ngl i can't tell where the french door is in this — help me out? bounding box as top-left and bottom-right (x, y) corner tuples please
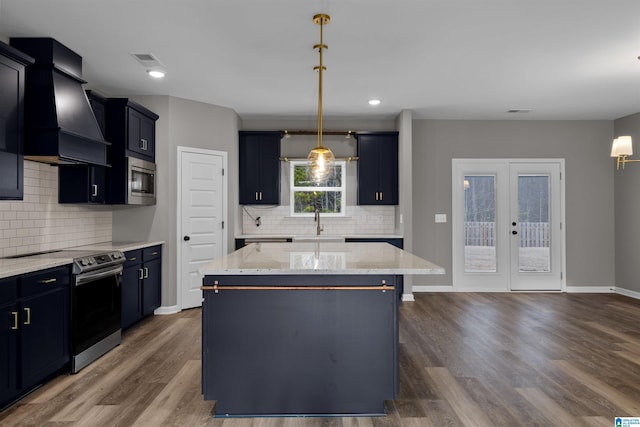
(452, 159), (564, 292)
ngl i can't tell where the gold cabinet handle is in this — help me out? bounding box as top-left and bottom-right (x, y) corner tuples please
(11, 311), (19, 330)
(39, 278), (57, 284)
(151, 251), (158, 256)
(128, 257), (137, 261)
(144, 267), (149, 279)
(23, 307), (31, 325)
(139, 268), (144, 280)
(380, 191), (383, 201)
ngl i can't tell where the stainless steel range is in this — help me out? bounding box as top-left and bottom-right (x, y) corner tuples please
(70, 250), (125, 373)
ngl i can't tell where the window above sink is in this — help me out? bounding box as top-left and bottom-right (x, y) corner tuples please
(289, 160), (346, 217)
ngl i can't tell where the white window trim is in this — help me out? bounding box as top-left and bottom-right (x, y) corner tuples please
(289, 160), (346, 217)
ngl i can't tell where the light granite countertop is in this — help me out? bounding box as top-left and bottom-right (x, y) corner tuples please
(199, 242), (445, 276)
(0, 241), (164, 279)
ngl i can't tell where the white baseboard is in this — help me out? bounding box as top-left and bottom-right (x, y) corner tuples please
(615, 287), (640, 300)
(412, 285), (627, 295)
(412, 285), (455, 293)
(153, 305), (181, 315)
(401, 293), (415, 302)
(565, 286), (615, 293)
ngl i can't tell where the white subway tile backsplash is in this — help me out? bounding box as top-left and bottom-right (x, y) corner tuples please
(241, 204), (396, 236)
(0, 161), (113, 257)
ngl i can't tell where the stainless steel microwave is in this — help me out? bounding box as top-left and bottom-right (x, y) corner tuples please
(127, 157), (156, 205)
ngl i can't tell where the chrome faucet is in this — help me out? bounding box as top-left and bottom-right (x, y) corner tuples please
(314, 209), (323, 236)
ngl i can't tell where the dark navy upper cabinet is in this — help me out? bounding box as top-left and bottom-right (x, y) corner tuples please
(239, 131), (282, 205)
(58, 165), (106, 204)
(0, 41), (33, 200)
(356, 132), (399, 205)
(106, 98), (159, 163)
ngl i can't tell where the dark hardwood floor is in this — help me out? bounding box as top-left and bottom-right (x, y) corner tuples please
(1, 293), (639, 426)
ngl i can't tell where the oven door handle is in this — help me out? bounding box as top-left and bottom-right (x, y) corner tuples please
(75, 265), (123, 287)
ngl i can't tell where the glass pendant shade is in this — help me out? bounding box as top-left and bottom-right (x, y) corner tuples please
(308, 146), (335, 182)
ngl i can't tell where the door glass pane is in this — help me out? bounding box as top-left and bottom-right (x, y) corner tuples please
(464, 175), (496, 272)
(518, 175), (550, 272)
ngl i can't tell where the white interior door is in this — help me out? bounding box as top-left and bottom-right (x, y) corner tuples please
(452, 159), (564, 292)
(178, 147), (227, 309)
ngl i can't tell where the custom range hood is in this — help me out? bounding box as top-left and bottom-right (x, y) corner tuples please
(10, 38), (109, 166)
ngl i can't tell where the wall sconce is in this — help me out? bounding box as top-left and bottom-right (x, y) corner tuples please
(611, 136), (639, 170)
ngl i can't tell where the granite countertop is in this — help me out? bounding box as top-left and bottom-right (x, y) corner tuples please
(199, 242), (445, 276)
(0, 241), (164, 279)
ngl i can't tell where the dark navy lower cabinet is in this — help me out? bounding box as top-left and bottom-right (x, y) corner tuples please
(202, 274), (398, 417)
(121, 246), (162, 330)
(0, 277), (18, 409)
(1, 266), (70, 410)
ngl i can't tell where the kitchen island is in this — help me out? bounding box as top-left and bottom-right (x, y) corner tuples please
(199, 242), (444, 417)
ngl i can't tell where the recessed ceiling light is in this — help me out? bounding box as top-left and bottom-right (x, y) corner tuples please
(147, 69), (166, 78)
(369, 99), (381, 106)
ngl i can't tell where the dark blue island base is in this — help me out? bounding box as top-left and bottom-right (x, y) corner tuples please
(201, 274), (399, 417)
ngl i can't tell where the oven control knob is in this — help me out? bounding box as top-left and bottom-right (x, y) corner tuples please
(88, 257), (95, 265)
(80, 258), (87, 266)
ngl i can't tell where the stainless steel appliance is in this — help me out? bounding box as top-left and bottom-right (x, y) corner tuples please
(71, 250), (125, 373)
(128, 157), (156, 205)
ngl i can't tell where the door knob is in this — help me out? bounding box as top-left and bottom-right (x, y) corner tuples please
(512, 222), (517, 226)
(512, 230), (518, 235)
(184, 236), (190, 241)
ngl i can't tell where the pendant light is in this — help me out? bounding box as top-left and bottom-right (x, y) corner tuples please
(308, 13), (335, 182)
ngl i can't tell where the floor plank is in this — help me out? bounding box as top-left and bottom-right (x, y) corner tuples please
(1, 293), (639, 426)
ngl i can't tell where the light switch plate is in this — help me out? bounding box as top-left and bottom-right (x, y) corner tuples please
(435, 214), (447, 223)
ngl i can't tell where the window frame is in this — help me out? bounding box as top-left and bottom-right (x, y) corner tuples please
(289, 160), (346, 217)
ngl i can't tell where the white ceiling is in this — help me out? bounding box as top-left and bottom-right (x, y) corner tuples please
(1, 0), (640, 121)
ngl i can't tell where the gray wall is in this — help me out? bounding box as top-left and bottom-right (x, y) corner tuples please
(613, 113), (640, 293)
(112, 95), (239, 308)
(412, 119), (615, 289)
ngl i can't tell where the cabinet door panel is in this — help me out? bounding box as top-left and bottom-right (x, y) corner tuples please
(121, 265), (141, 330)
(376, 134), (398, 205)
(257, 139), (281, 204)
(140, 116), (155, 159)
(0, 303), (18, 407)
(89, 166), (106, 203)
(142, 258), (161, 316)
(0, 54), (24, 200)
(127, 109), (143, 156)
(19, 288), (69, 390)
(357, 137), (381, 205)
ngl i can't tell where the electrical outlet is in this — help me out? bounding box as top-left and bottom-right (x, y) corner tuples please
(435, 214), (447, 223)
